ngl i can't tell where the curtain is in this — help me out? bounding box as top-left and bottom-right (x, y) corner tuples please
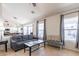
(43, 19), (47, 41)
(60, 15), (64, 45)
(76, 11), (79, 48)
(36, 21), (39, 38)
(36, 19), (47, 40)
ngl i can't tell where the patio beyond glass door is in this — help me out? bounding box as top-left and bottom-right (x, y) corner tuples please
(64, 13), (78, 50)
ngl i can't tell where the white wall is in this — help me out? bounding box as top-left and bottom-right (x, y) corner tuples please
(0, 4), (2, 18)
(33, 14), (60, 38)
(46, 14), (60, 36)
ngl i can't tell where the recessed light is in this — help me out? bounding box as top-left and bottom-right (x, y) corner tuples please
(31, 11), (35, 14)
(32, 3), (36, 7)
(13, 17), (17, 19)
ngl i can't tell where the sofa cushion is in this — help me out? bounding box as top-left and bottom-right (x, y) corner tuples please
(16, 40), (31, 45)
(16, 38), (22, 42)
(23, 35), (29, 41)
(12, 36), (22, 42)
(28, 35), (33, 40)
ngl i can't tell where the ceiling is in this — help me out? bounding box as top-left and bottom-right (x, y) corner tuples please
(0, 3), (79, 27)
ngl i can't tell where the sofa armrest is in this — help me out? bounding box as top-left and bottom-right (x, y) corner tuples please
(11, 40), (16, 43)
(33, 36), (39, 39)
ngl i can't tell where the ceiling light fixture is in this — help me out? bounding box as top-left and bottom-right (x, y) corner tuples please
(32, 3), (36, 7)
(31, 11), (35, 14)
(13, 17), (17, 19)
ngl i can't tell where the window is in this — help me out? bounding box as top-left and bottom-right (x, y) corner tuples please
(28, 26), (32, 35)
(38, 22), (44, 38)
(10, 27), (17, 33)
(0, 27), (4, 41)
(64, 13), (78, 41)
(63, 12), (78, 49)
(23, 26), (28, 35)
(18, 27), (23, 33)
(23, 24), (33, 35)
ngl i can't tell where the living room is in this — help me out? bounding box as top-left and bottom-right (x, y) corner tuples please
(0, 2), (79, 56)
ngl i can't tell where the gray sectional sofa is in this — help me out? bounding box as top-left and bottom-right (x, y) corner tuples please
(10, 35), (37, 52)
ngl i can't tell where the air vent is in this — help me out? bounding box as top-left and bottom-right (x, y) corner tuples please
(13, 17), (17, 19)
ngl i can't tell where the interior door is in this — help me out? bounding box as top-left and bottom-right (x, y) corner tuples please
(64, 12), (78, 50)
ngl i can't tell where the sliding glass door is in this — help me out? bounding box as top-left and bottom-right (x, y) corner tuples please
(64, 12), (78, 50)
